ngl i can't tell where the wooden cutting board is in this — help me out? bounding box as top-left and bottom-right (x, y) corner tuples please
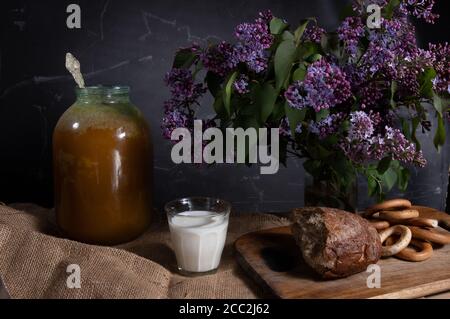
(235, 207), (450, 299)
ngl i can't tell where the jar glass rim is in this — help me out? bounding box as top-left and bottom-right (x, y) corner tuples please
(75, 86), (130, 96)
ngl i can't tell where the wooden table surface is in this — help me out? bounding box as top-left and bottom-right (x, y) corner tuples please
(1, 203), (448, 299)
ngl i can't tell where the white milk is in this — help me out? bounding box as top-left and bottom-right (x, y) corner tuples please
(168, 210), (229, 273)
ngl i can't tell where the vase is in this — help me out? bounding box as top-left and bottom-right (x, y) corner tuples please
(53, 86), (153, 245)
(304, 173), (358, 212)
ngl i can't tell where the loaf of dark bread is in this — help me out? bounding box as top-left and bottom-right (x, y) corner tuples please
(291, 207), (381, 279)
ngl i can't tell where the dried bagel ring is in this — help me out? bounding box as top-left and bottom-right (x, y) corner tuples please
(408, 226), (450, 245)
(415, 206), (450, 231)
(369, 219), (390, 231)
(382, 217), (438, 228)
(379, 225), (412, 257)
(386, 237), (433, 262)
(378, 209), (419, 221)
(365, 199), (412, 216)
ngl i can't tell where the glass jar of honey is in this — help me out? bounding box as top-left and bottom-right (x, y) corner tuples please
(53, 86), (152, 245)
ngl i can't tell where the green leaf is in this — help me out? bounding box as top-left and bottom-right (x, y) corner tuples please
(292, 64), (307, 81)
(213, 92), (227, 119)
(173, 49), (196, 69)
(411, 117), (421, 150)
(254, 83), (278, 123)
(307, 53), (322, 63)
(294, 19), (314, 44)
(298, 42), (322, 60)
(377, 157), (392, 175)
(432, 92), (450, 116)
(381, 167), (397, 192)
(331, 156), (354, 182)
(315, 145), (332, 159)
(303, 159), (322, 177)
(281, 31), (294, 41)
(419, 68), (437, 99)
(284, 102), (306, 136)
(192, 60), (204, 79)
(234, 116), (260, 130)
(272, 101), (286, 121)
(390, 81), (397, 108)
(397, 167), (410, 192)
(367, 175), (378, 198)
(270, 18), (289, 35)
(401, 119), (411, 139)
(275, 40), (297, 90)
(237, 98), (258, 117)
(365, 167), (383, 199)
(206, 71), (223, 97)
(383, 0), (401, 19)
(433, 113), (446, 150)
(223, 71), (238, 116)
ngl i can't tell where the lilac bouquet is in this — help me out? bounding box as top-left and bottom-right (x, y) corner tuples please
(163, 0), (449, 205)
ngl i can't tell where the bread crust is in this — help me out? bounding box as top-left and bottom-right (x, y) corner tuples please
(291, 207), (381, 279)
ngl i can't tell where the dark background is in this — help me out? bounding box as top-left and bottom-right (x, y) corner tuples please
(0, 0), (449, 212)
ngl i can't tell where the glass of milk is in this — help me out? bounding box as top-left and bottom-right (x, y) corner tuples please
(165, 197), (231, 276)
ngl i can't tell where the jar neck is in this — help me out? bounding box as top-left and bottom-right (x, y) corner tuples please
(75, 86), (130, 104)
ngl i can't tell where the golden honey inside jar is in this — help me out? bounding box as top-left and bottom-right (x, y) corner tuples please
(53, 86), (152, 245)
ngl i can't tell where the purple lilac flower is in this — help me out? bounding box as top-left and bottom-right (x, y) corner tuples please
(304, 60), (352, 111)
(340, 139), (372, 164)
(201, 42), (236, 76)
(309, 113), (343, 139)
(257, 10), (274, 24)
(232, 11), (274, 73)
(303, 25), (325, 44)
(337, 17), (365, 57)
(399, 0), (439, 23)
(164, 68), (206, 104)
(235, 23), (273, 50)
(163, 68), (207, 140)
(369, 111), (383, 127)
(343, 64), (365, 90)
(376, 126), (427, 167)
(396, 65), (422, 99)
(279, 117), (302, 137)
(279, 117), (291, 137)
(384, 18), (418, 59)
(348, 111), (374, 140)
(340, 125), (427, 167)
(429, 43), (450, 95)
(161, 108), (191, 140)
(232, 43), (269, 73)
(358, 83), (385, 108)
(356, 17), (433, 101)
(202, 11), (274, 75)
(362, 18), (417, 78)
(234, 75), (250, 94)
(363, 42), (397, 77)
(352, 0), (438, 23)
(285, 59), (352, 112)
(284, 81), (307, 109)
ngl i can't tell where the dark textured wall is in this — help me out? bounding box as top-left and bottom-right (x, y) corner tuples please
(0, 0), (449, 212)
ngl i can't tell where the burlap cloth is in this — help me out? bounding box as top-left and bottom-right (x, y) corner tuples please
(0, 204), (289, 299)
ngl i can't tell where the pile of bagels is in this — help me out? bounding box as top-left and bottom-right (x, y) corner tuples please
(364, 198), (450, 262)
